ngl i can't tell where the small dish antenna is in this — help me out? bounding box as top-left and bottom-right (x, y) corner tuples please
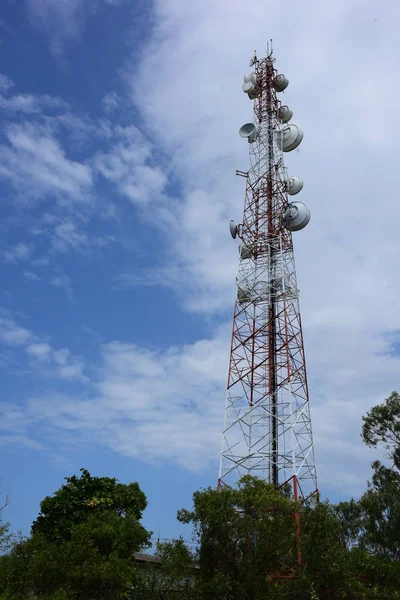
(278, 105), (293, 124)
(229, 220), (238, 239)
(287, 176), (304, 195)
(239, 123), (258, 143)
(282, 202), (310, 231)
(242, 72), (259, 99)
(273, 74), (289, 92)
(276, 124), (303, 152)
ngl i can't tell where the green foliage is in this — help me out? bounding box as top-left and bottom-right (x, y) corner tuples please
(362, 390), (400, 467)
(139, 538), (196, 599)
(359, 461), (400, 561)
(333, 498), (364, 549)
(2, 469), (151, 600)
(336, 392), (400, 563)
(32, 468), (147, 545)
(300, 501), (351, 596)
(177, 475), (353, 599)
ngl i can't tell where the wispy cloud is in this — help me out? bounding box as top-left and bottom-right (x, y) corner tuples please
(23, 271), (42, 282)
(26, 0), (85, 59)
(50, 272), (74, 302)
(0, 311), (32, 346)
(3, 242), (34, 263)
(0, 309), (85, 381)
(102, 92), (120, 114)
(93, 125), (168, 205)
(26, 0), (130, 59)
(7, 325), (230, 470)
(0, 72), (67, 114)
(0, 122), (93, 200)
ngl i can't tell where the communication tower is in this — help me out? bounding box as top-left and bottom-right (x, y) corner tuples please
(218, 44), (318, 501)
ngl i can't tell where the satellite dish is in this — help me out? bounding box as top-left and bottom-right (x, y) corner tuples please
(278, 105), (293, 124)
(239, 123), (258, 143)
(244, 72), (257, 85)
(276, 124), (303, 152)
(282, 202), (310, 232)
(242, 72), (259, 98)
(229, 220), (238, 239)
(287, 176), (304, 196)
(273, 74), (289, 92)
(242, 81), (255, 94)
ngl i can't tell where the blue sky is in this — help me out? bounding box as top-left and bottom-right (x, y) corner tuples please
(0, 0), (399, 542)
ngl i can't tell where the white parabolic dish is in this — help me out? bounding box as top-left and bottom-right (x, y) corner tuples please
(282, 202), (310, 232)
(287, 177), (304, 195)
(273, 74), (289, 92)
(278, 105), (293, 123)
(229, 220), (238, 239)
(276, 124), (303, 152)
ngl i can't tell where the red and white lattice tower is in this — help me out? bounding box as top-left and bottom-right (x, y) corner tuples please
(218, 45), (318, 499)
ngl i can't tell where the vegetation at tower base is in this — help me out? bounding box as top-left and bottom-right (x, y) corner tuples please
(176, 476), (355, 599)
(138, 538), (196, 599)
(0, 394), (400, 598)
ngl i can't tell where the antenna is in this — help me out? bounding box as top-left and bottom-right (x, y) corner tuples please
(238, 122), (258, 143)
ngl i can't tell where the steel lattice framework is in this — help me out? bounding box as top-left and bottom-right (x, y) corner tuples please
(218, 49), (318, 499)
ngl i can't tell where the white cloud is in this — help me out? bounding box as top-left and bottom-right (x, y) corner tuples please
(94, 125), (168, 205)
(51, 221), (89, 253)
(102, 92), (120, 114)
(0, 313), (32, 346)
(26, 0), (130, 58)
(50, 273), (74, 301)
(25, 342), (52, 359)
(26, 0), (84, 58)
(3, 242), (33, 263)
(0, 74), (13, 93)
(0, 72), (67, 114)
(49, 220), (112, 257)
(0, 122), (93, 200)
(23, 271), (42, 281)
(20, 326), (230, 470)
(0, 310), (85, 382)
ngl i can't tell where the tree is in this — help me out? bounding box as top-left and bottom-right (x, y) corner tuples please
(333, 498), (363, 550)
(330, 392), (400, 595)
(359, 461), (400, 561)
(138, 538), (197, 599)
(359, 392), (400, 560)
(177, 475), (350, 600)
(32, 468), (148, 544)
(362, 390), (400, 468)
(3, 469), (151, 599)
